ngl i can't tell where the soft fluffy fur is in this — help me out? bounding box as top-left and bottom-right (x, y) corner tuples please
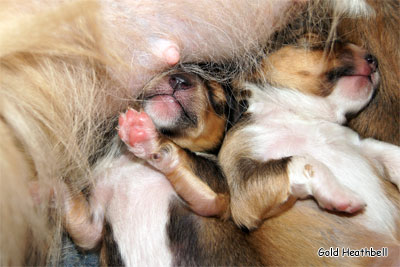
(0, 0), (398, 265)
(62, 41), (400, 266)
(0, 0), (298, 264)
(219, 40), (399, 231)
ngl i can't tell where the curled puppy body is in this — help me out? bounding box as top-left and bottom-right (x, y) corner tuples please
(219, 38), (400, 242)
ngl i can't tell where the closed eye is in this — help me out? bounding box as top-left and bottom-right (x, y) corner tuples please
(326, 66), (354, 83)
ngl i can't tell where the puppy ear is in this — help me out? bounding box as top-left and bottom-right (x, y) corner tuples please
(297, 33), (324, 49)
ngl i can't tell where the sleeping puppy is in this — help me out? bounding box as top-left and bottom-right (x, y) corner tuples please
(218, 36), (400, 234)
(63, 69), (265, 266)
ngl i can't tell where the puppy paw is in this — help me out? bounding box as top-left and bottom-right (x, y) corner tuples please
(289, 156), (366, 214)
(312, 179), (366, 213)
(118, 109), (159, 159)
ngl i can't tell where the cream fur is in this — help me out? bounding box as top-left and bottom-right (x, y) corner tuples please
(0, 0), (394, 265)
(0, 0), (297, 264)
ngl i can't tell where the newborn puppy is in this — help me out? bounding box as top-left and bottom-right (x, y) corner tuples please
(63, 69), (262, 266)
(219, 36), (400, 234)
(117, 71), (241, 217)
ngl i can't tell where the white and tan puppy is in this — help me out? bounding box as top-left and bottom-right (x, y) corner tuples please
(219, 38), (400, 236)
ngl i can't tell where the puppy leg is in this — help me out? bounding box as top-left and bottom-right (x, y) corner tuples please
(62, 183), (111, 250)
(361, 138), (400, 190)
(289, 155), (366, 213)
(221, 154), (365, 229)
(118, 109), (228, 217)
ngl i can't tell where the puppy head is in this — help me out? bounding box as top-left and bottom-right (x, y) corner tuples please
(141, 70), (240, 152)
(259, 36), (380, 116)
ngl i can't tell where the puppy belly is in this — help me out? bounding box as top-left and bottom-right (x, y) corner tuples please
(247, 120), (398, 238)
(100, 155), (175, 266)
(315, 149), (398, 237)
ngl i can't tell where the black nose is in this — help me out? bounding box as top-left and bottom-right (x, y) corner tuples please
(169, 74), (192, 91)
(365, 54), (378, 72)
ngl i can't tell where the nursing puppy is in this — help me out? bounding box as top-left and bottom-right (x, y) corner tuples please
(0, 0), (389, 265)
(63, 69), (261, 266)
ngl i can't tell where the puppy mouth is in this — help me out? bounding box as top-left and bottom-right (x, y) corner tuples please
(143, 93), (196, 125)
(329, 67), (379, 90)
(345, 54), (379, 86)
(345, 70), (379, 89)
(142, 74), (198, 130)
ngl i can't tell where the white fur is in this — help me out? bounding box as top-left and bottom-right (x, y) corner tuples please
(94, 155), (175, 266)
(288, 155), (366, 213)
(330, 0), (373, 16)
(243, 83), (399, 237)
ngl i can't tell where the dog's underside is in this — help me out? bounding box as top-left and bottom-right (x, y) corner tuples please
(1, 0), (399, 265)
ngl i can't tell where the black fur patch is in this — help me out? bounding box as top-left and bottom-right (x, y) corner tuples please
(237, 157), (291, 183)
(167, 199), (263, 266)
(326, 65), (354, 83)
(100, 222), (124, 267)
(166, 152), (263, 266)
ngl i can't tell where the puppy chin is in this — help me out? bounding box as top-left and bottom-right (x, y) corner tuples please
(329, 73), (378, 119)
(143, 97), (182, 129)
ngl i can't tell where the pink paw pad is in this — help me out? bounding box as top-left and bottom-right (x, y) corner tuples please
(333, 199), (366, 213)
(317, 192), (366, 214)
(118, 109), (157, 151)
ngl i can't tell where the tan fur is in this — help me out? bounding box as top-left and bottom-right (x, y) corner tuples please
(171, 103), (227, 152)
(261, 48), (333, 96)
(1, 0), (398, 265)
(258, 42), (369, 97)
(160, 142), (229, 217)
(0, 0), (296, 263)
(141, 71), (229, 152)
(0, 1), (125, 264)
(219, 32), (400, 265)
(64, 190), (103, 250)
(219, 125), (292, 228)
(250, 200), (400, 266)
(339, 0), (400, 145)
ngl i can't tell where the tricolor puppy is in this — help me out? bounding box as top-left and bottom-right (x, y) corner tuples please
(63, 69), (264, 266)
(218, 36), (400, 233)
(117, 70), (241, 217)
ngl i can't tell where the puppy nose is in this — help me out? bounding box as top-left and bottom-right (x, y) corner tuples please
(365, 54), (378, 72)
(169, 74), (192, 91)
